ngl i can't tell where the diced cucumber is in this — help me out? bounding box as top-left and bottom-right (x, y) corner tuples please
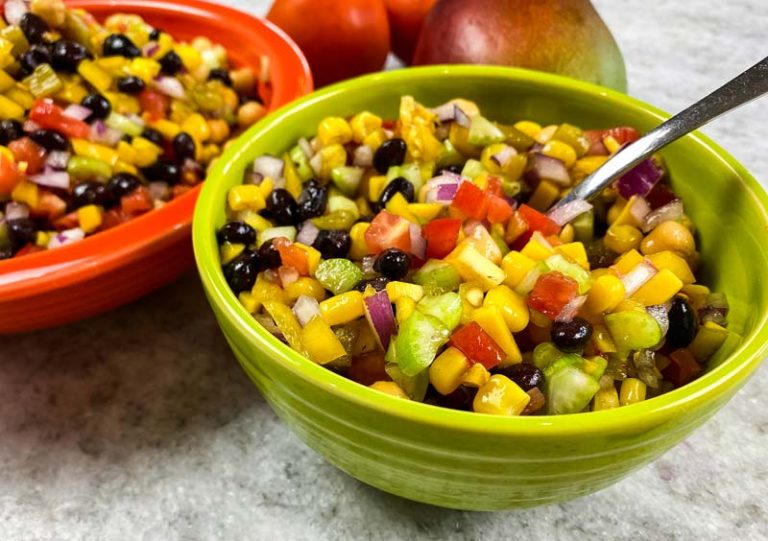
(326, 192), (360, 221)
(390, 311), (449, 376)
(460, 159), (485, 179)
(384, 360), (429, 402)
(412, 259), (462, 294)
(546, 365), (601, 415)
(289, 145), (313, 181)
(581, 356), (608, 380)
(604, 310), (663, 353)
(533, 342), (564, 370)
(468, 115), (505, 146)
(543, 354), (584, 380)
(387, 163), (423, 192)
(257, 225), (297, 247)
(315, 258), (363, 295)
(416, 292), (462, 331)
(545, 254), (591, 294)
(331, 166), (364, 197)
(571, 209), (595, 243)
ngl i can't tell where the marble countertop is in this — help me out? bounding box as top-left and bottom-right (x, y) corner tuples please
(2, 1), (767, 539)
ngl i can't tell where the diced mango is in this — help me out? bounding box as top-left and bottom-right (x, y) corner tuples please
(471, 305), (522, 366)
(301, 316), (348, 364)
(501, 251), (536, 289)
(646, 251), (695, 285)
(631, 268), (683, 306)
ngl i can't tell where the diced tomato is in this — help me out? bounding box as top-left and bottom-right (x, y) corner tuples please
(8, 137), (46, 175)
(662, 349), (701, 387)
(138, 89), (170, 120)
(274, 237), (309, 275)
(171, 184), (192, 199)
(583, 130), (608, 156)
(451, 181), (488, 220)
(381, 119), (397, 130)
(504, 210), (529, 245)
(101, 208), (131, 230)
(527, 271), (579, 319)
(0, 151), (23, 195)
(14, 244), (44, 257)
(32, 191), (67, 220)
(517, 204), (560, 236)
(645, 183), (678, 210)
(53, 211), (79, 231)
(603, 126), (640, 145)
(121, 186), (153, 215)
(348, 352), (389, 386)
(485, 175), (503, 197)
(422, 217), (461, 259)
(449, 321), (505, 370)
(486, 194), (514, 224)
(28, 99), (90, 139)
(365, 210), (411, 254)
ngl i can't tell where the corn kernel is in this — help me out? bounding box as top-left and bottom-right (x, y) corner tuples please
(369, 381), (409, 399)
(148, 118), (181, 140)
(318, 116), (353, 146)
(631, 268), (683, 306)
(11, 180), (38, 207)
(319, 291), (365, 326)
(593, 386), (620, 410)
(77, 59), (112, 92)
(501, 251), (536, 289)
(386, 281), (424, 302)
(462, 363), (491, 388)
(604, 224), (643, 254)
(76, 204), (102, 233)
(471, 305), (522, 366)
(619, 378), (646, 406)
(483, 285), (529, 332)
(591, 325), (617, 353)
(527, 179), (560, 211)
(252, 276), (286, 305)
(394, 296), (416, 326)
(316, 143), (347, 179)
(513, 120), (541, 139)
(131, 136), (162, 167)
(181, 113), (210, 143)
(429, 347), (471, 395)
(541, 140), (577, 168)
(227, 185), (265, 212)
(301, 316), (348, 364)
(220, 242), (245, 265)
(362, 129), (386, 150)
(284, 277), (326, 303)
(584, 274), (625, 314)
(72, 138), (119, 166)
(349, 222), (371, 260)
(349, 111), (382, 144)
(174, 44), (202, 70)
(473, 374), (530, 415)
(604, 135), (621, 154)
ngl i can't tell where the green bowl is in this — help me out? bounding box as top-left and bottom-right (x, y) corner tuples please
(193, 66), (768, 510)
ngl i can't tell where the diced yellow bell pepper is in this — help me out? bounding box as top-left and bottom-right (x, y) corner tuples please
(319, 291), (365, 326)
(604, 135), (621, 154)
(448, 244), (505, 291)
(77, 59), (112, 92)
(238, 291), (259, 313)
(301, 316), (348, 364)
(11, 181), (38, 207)
(461, 363), (491, 388)
(236, 209), (273, 232)
(646, 251), (695, 285)
(227, 185), (265, 212)
(349, 222), (371, 260)
(258, 177), (274, 199)
(631, 268), (683, 306)
(349, 111), (382, 144)
(584, 274), (625, 314)
(386, 281), (424, 302)
(316, 143), (346, 179)
(554, 242), (589, 269)
(72, 139), (119, 166)
(282, 153), (303, 199)
(124, 57), (162, 82)
(483, 285), (529, 332)
(394, 296), (416, 326)
(95, 56), (129, 74)
(35, 231), (49, 248)
(0, 94), (24, 120)
(501, 251), (536, 289)
(220, 242), (245, 265)
(284, 277), (326, 303)
(429, 347), (471, 395)
(408, 202), (443, 224)
(77, 204), (102, 233)
(385, 191), (419, 223)
(368, 175), (387, 202)
(5, 85), (35, 111)
(252, 275), (286, 306)
(471, 305), (522, 366)
(611, 195), (647, 228)
(174, 44), (202, 71)
(472, 374), (530, 415)
(131, 136), (163, 167)
(688, 321), (729, 361)
(262, 301), (307, 356)
(112, 160), (138, 175)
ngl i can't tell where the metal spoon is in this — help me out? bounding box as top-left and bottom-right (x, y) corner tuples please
(554, 55), (768, 209)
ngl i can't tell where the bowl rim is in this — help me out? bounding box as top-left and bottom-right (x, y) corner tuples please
(0, 0), (313, 299)
(194, 65), (768, 436)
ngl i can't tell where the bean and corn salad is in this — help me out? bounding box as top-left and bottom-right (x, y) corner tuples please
(217, 95), (731, 416)
(0, 0), (268, 259)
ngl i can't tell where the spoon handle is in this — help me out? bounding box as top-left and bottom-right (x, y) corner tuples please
(556, 55), (768, 208)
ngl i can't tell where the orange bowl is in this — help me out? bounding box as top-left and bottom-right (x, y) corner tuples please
(0, 0), (312, 334)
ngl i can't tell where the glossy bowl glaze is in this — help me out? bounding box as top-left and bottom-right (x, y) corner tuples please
(193, 66), (768, 510)
(0, 0), (312, 334)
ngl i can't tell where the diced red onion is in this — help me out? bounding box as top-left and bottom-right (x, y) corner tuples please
(547, 199), (593, 226)
(293, 295), (321, 327)
(244, 171), (264, 185)
(526, 154), (571, 186)
(641, 199), (684, 233)
(409, 223), (426, 259)
(296, 221), (319, 246)
(646, 303), (670, 337)
(5, 202), (29, 221)
(555, 295), (587, 323)
(425, 173), (461, 204)
(298, 137), (314, 159)
(45, 150), (70, 170)
(627, 196), (651, 225)
(620, 260), (658, 297)
(153, 76), (185, 98)
(89, 121), (123, 147)
(4, 0), (28, 26)
(363, 290), (396, 350)
(142, 42), (160, 57)
(278, 265), (300, 287)
(29, 168), (70, 190)
(361, 255), (377, 277)
(252, 155), (285, 180)
(616, 158), (664, 199)
(63, 104), (93, 121)
(23, 119), (41, 133)
(432, 102), (457, 122)
(454, 105), (471, 128)
(148, 181), (169, 201)
(463, 220), (483, 235)
(353, 145), (373, 167)
(491, 145), (517, 168)
(48, 228), (85, 249)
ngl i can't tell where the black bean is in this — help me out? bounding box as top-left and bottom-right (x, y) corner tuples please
(158, 50), (183, 75)
(352, 276), (389, 293)
(50, 40), (89, 73)
(261, 188), (300, 226)
(667, 296), (697, 348)
(435, 164), (463, 176)
(208, 68), (232, 86)
(494, 364), (545, 392)
(297, 179), (328, 221)
(20, 13), (49, 44)
(30, 129), (68, 151)
(0, 247), (13, 260)
(372, 138), (406, 173)
(70, 181), (116, 209)
(0, 120), (24, 146)
(217, 221), (256, 245)
(102, 33), (141, 58)
(81, 93), (111, 121)
(551, 317), (593, 353)
(172, 132), (196, 162)
(312, 229), (351, 259)
(142, 159), (180, 184)
(7, 218), (37, 249)
(148, 28), (162, 41)
(141, 127), (165, 147)
(378, 176), (415, 207)
(223, 250), (260, 293)
(434, 385), (477, 411)
(116, 75), (145, 94)
(107, 172), (141, 198)
(19, 44), (51, 74)
(374, 248), (411, 280)
(257, 240), (282, 269)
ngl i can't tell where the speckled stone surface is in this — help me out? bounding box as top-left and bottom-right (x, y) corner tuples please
(2, 1), (767, 539)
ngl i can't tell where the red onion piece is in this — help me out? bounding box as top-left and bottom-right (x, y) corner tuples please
(29, 168), (70, 190)
(63, 104), (93, 121)
(454, 105), (471, 128)
(142, 42), (160, 57)
(646, 303), (671, 337)
(89, 121), (123, 147)
(278, 265), (300, 287)
(148, 181), (169, 201)
(490, 145), (517, 168)
(4, 0), (28, 26)
(616, 158), (663, 199)
(23, 119), (41, 133)
(5, 202), (30, 221)
(555, 295), (587, 323)
(293, 295), (321, 327)
(296, 221), (319, 246)
(361, 255), (377, 277)
(244, 171), (264, 185)
(409, 223), (426, 259)
(252, 155), (285, 180)
(641, 199), (684, 233)
(363, 290), (396, 350)
(45, 150), (70, 170)
(153, 77), (185, 98)
(425, 172), (462, 204)
(547, 200), (593, 227)
(432, 102), (457, 122)
(353, 145), (373, 167)
(620, 260), (657, 297)
(298, 137), (314, 159)
(526, 154), (571, 186)
(48, 228), (85, 249)
(627, 196), (651, 225)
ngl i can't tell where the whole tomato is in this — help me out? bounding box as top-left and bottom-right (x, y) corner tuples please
(268, 0), (390, 88)
(384, 0), (437, 64)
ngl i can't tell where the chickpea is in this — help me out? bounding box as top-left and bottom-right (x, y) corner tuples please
(640, 220), (695, 256)
(237, 101), (265, 129)
(230, 67), (256, 95)
(207, 118), (230, 144)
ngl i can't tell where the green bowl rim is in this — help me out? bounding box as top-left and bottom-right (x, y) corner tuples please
(194, 65), (768, 436)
